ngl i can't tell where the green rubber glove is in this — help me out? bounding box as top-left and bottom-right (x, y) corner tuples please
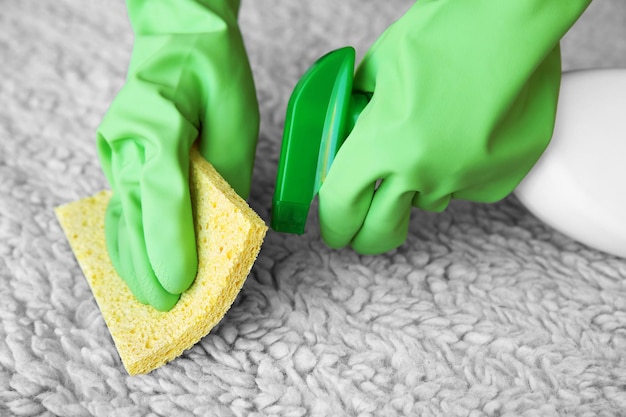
(318, 0), (591, 255)
(96, 0), (259, 311)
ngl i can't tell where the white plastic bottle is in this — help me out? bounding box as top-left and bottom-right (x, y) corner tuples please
(515, 69), (626, 258)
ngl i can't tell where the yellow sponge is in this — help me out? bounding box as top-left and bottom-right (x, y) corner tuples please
(55, 148), (267, 375)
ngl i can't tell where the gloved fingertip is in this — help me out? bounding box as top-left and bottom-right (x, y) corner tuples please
(320, 226), (352, 250)
(349, 196), (411, 256)
(318, 181), (374, 252)
(131, 267), (181, 312)
(117, 261), (150, 306)
(144, 286), (180, 312)
(351, 230), (406, 256)
(125, 286), (149, 306)
(152, 250), (198, 295)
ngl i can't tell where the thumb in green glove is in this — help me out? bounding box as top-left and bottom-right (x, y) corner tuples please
(318, 0), (591, 255)
(96, 0), (259, 311)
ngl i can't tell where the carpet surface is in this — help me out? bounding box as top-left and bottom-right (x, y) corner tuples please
(2, 1), (626, 416)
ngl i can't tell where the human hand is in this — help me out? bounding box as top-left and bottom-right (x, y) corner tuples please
(318, 0), (591, 254)
(96, 0), (259, 311)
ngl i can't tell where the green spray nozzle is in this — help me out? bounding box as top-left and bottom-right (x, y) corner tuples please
(271, 47), (370, 234)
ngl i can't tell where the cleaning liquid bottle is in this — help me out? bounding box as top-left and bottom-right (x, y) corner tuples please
(272, 47), (626, 258)
(515, 69), (626, 258)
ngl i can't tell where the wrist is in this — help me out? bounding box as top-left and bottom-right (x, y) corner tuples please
(126, 0), (241, 35)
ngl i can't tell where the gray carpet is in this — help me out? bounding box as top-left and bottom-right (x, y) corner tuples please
(2, 0), (626, 416)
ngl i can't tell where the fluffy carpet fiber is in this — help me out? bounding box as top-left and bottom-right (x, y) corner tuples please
(2, 1), (626, 416)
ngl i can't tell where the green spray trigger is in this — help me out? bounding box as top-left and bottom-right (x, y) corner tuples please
(271, 47), (370, 234)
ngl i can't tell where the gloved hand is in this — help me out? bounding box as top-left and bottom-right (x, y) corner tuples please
(319, 0), (591, 255)
(96, 0), (259, 311)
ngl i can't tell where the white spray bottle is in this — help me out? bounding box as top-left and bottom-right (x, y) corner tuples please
(515, 69), (626, 258)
